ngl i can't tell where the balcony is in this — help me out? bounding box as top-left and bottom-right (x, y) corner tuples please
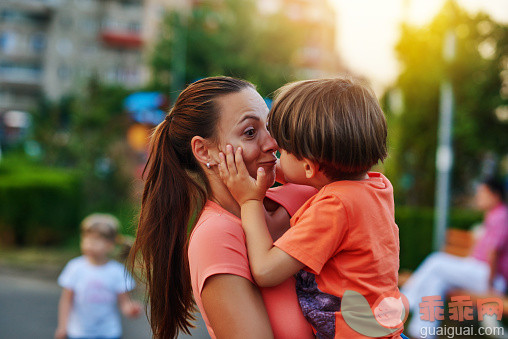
(0, 67), (42, 89)
(100, 30), (143, 49)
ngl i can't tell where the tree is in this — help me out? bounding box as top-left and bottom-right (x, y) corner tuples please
(31, 79), (135, 214)
(384, 0), (508, 206)
(150, 0), (306, 97)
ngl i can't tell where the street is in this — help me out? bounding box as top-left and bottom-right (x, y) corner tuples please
(0, 269), (209, 339)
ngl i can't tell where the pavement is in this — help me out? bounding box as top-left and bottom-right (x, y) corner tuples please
(0, 267), (209, 339)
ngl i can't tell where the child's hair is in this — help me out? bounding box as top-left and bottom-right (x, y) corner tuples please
(268, 76), (388, 180)
(81, 213), (120, 242)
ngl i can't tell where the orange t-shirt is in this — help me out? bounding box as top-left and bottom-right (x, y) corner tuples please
(274, 173), (403, 339)
(188, 183), (317, 339)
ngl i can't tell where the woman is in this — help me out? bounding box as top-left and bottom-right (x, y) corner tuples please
(129, 76), (316, 338)
(401, 177), (508, 338)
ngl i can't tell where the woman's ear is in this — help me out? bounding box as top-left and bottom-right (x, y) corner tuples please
(303, 159), (319, 179)
(191, 136), (215, 168)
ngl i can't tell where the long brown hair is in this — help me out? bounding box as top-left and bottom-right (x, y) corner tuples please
(128, 77), (254, 338)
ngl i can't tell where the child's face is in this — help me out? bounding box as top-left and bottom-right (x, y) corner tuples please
(279, 149), (309, 185)
(80, 232), (114, 260)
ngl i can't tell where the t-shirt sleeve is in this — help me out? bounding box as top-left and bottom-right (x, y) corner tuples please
(57, 259), (79, 290)
(274, 194), (348, 275)
(266, 183), (318, 216)
(114, 264), (136, 293)
(188, 215), (253, 295)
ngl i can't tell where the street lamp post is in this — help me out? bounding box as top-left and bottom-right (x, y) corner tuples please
(170, 12), (187, 104)
(433, 30), (456, 251)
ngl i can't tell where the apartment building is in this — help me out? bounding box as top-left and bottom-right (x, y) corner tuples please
(0, 0), (147, 114)
(0, 0), (342, 114)
(258, 0), (343, 78)
(0, 0), (54, 112)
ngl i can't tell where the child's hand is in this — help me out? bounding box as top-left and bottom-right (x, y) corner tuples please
(218, 145), (269, 206)
(54, 327), (66, 339)
(121, 300), (142, 318)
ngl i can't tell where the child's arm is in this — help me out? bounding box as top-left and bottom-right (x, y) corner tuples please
(118, 292), (142, 318)
(219, 146), (305, 287)
(54, 288), (73, 339)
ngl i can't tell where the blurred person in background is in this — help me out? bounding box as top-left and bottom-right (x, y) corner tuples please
(129, 76), (317, 339)
(55, 213), (142, 339)
(401, 178), (508, 338)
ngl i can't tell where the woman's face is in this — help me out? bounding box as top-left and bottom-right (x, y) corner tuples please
(475, 184), (500, 211)
(213, 87), (278, 186)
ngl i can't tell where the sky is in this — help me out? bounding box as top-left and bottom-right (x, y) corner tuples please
(330, 0), (508, 93)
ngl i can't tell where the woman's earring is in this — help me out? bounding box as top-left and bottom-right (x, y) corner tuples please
(206, 162), (211, 169)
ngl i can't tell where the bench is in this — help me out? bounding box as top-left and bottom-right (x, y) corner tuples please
(398, 229), (474, 286)
(399, 228), (508, 317)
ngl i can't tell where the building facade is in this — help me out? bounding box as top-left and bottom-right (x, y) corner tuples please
(258, 0), (343, 78)
(0, 0), (148, 114)
(0, 0), (342, 114)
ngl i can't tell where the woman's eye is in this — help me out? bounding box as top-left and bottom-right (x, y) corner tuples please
(244, 128), (256, 138)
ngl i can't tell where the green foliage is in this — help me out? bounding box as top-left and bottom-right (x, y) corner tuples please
(384, 1), (508, 206)
(397, 206), (482, 270)
(0, 157), (82, 246)
(150, 0), (305, 97)
(18, 80), (141, 246)
(31, 80), (134, 215)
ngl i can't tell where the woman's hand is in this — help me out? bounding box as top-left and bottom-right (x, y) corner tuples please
(218, 145), (269, 206)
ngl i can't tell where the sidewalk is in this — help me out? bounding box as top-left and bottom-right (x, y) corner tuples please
(0, 247), (209, 339)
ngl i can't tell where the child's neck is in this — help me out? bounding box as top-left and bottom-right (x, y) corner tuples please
(311, 172), (369, 190)
(85, 254), (109, 266)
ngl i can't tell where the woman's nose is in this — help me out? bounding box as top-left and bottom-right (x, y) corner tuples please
(261, 131), (278, 153)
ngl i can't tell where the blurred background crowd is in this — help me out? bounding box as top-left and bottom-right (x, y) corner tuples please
(0, 0), (507, 337)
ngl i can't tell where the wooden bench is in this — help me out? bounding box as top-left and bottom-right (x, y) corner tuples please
(399, 228), (508, 317)
(398, 229), (474, 286)
(441, 228), (475, 258)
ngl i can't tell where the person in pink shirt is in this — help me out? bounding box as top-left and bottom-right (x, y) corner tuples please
(128, 76), (316, 338)
(401, 177), (508, 338)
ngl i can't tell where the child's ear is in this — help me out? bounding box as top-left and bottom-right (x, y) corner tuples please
(303, 159), (319, 179)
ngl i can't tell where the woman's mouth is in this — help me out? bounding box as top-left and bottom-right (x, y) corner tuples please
(258, 160), (277, 167)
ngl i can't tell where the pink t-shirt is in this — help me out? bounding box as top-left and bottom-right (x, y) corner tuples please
(188, 183), (317, 338)
(472, 203), (508, 280)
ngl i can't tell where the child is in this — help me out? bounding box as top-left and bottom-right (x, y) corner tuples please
(218, 77), (405, 338)
(55, 213), (142, 339)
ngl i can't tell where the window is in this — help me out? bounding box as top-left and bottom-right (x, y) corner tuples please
(57, 64), (72, 80)
(128, 21), (141, 32)
(0, 32), (17, 54)
(59, 16), (73, 29)
(30, 33), (46, 52)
